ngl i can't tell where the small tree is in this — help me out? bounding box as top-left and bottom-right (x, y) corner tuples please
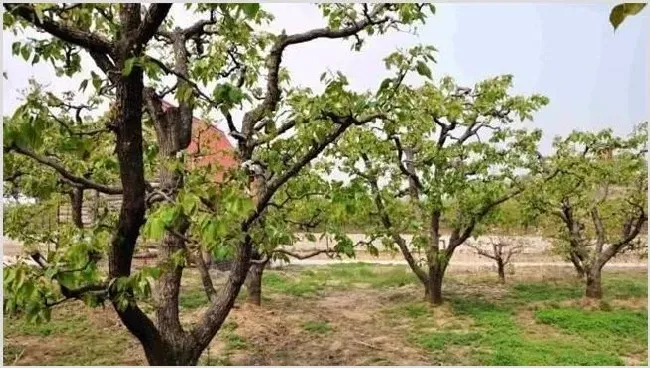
(524, 124), (647, 299)
(468, 237), (522, 283)
(331, 64), (549, 305)
(242, 175), (371, 306)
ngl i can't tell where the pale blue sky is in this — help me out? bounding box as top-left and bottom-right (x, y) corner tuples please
(2, 3), (648, 153)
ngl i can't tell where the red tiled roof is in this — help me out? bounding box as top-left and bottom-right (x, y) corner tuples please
(161, 101), (238, 181)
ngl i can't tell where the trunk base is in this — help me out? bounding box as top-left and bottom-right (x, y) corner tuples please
(144, 343), (202, 366)
(425, 278), (443, 306)
(585, 268), (603, 299)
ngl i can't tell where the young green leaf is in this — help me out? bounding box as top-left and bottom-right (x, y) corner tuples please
(415, 61), (432, 79)
(122, 57), (137, 76)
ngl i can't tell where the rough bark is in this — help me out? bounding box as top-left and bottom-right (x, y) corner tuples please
(426, 268), (444, 305)
(425, 253), (449, 306)
(69, 187), (84, 228)
(497, 259), (506, 284)
(108, 20), (162, 359)
(585, 267), (603, 299)
(245, 261), (265, 306)
(568, 250), (586, 279)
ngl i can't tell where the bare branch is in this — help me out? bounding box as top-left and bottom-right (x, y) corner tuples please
(274, 248), (335, 260)
(182, 10), (217, 39)
(504, 244), (523, 264)
(390, 135), (424, 194)
(134, 4), (172, 47)
(467, 243), (499, 261)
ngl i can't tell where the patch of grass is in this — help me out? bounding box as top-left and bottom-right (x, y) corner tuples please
(224, 333), (248, 350)
(604, 276), (648, 299)
(535, 307), (647, 340)
(179, 288), (209, 309)
(403, 303), (430, 319)
(509, 274), (647, 305)
(4, 311), (96, 337)
(263, 263), (418, 297)
(302, 320), (332, 334)
(263, 272), (324, 296)
(477, 338), (624, 366)
(322, 263), (417, 288)
(415, 331), (482, 350)
(218, 320), (248, 351)
(535, 307), (648, 355)
(4, 307), (138, 365)
(441, 295), (626, 365)
(510, 282), (582, 303)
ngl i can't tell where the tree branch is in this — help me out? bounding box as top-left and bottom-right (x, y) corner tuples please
(366, 173), (428, 284)
(390, 135), (424, 194)
(246, 114), (381, 229)
(599, 208), (647, 265)
(467, 243), (499, 261)
(240, 3), (391, 137)
(274, 248), (335, 260)
(134, 4), (172, 47)
(5, 3), (114, 55)
(590, 207), (606, 254)
(8, 144), (122, 194)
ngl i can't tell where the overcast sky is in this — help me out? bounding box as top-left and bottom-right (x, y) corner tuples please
(2, 3), (648, 153)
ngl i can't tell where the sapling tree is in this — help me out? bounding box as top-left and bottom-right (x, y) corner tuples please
(3, 3), (435, 365)
(524, 124), (648, 299)
(330, 63), (549, 305)
(468, 237), (523, 284)
(466, 198), (536, 283)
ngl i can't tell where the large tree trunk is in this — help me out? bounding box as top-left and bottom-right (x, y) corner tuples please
(107, 11), (162, 356)
(425, 263), (446, 306)
(585, 267), (603, 299)
(426, 273), (443, 305)
(143, 338), (202, 366)
(497, 259), (506, 284)
(245, 261), (265, 306)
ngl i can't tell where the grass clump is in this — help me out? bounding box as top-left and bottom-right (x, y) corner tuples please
(415, 331), (482, 350)
(302, 320), (332, 334)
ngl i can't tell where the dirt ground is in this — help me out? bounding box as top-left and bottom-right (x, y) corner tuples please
(3, 264), (647, 366)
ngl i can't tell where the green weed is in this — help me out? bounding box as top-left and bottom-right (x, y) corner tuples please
(302, 320), (332, 334)
(415, 331), (482, 350)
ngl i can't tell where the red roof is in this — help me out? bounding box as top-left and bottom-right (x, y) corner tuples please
(161, 101), (238, 181)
